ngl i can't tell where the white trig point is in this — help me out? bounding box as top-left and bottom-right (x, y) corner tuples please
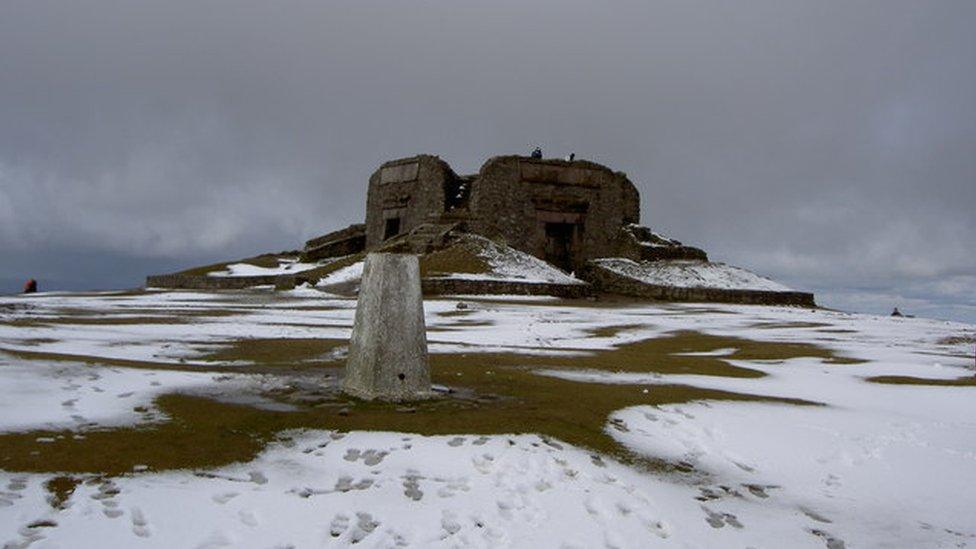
(342, 253), (432, 401)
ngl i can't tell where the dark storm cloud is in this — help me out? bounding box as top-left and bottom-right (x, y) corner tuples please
(1, 1), (974, 320)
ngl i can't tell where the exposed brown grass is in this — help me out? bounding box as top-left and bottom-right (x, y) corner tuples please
(198, 337), (348, 368)
(0, 331), (842, 475)
(420, 244), (490, 276)
(866, 374), (976, 387)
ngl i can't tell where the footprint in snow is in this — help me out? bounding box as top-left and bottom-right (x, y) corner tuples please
(344, 448), (388, 466)
(447, 437), (465, 447)
(130, 507), (150, 538)
(103, 507), (124, 518)
(801, 507), (833, 524)
(496, 499), (516, 520)
(642, 517), (671, 538)
(334, 476), (374, 493)
(402, 473), (424, 501)
(701, 505), (742, 529)
(329, 513), (350, 537)
(361, 450), (387, 466)
(472, 436), (490, 446)
(436, 477), (471, 498)
(614, 501), (633, 517)
(350, 512), (379, 544)
(584, 496), (606, 518)
(822, 473), (841, 488)
(809, 528), (847, 549)
(248, 471), (268, 485)
(238, 509), (259, 527)
(472, 454), (495, 474)
(742, 483), (778, 499)
(301, 440), (330, 454)
(211, 492), (239, 504)
(441, 510), (461, 537)
(384, 530), (410, 547)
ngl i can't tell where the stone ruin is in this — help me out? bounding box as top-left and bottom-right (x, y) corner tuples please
(148, 153), (815, 307)
(305, 154), (706, 272)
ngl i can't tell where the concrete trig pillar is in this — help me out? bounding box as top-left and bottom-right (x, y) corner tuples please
(342, 253), (431, 401)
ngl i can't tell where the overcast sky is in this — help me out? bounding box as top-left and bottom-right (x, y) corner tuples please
(1, 1), (973, 322)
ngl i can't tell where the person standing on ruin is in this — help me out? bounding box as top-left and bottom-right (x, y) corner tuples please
(23, 278), (37, 293)
(531, 147), (542, 159)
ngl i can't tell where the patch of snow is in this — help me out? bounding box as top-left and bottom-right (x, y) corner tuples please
(211, 258), (321, 277)
(315, 261), (365, 287)
(609, 399), (976, 548)
(0, 359), (236, 432)
(594, 258), (792, 292)
(435, 235), (585, 285)
(0, 432), (684, 548)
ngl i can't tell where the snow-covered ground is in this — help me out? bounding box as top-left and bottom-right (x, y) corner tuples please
(211, 258), (324, 277)
(1, 289), (974, 547)
(313, 238), (585, 289)
(593, 258), (792, 292)
(438, 236), (585, 285)
(316, 261), (366, 288)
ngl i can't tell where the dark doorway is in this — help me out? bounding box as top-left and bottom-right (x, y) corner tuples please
(383, 217), (401, 240)
(544, 222), (577, 272)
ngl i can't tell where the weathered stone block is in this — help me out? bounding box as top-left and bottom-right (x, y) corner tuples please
(342, 253), (431, 401)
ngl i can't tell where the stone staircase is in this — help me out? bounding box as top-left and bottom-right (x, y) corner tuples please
(392, 222), (462, 254)
(616, 225), (708, 262)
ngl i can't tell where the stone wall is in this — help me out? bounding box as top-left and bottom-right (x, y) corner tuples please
(465, 156), (640, 270)
(147, 272), (594, 299)
(305, 223), (366, 250)
(364, 155), (459, 249)
(421, 278), (593, 299)
(611, 225), (708, 262)
(145, 274), (294, 290)
(579, 262), (816, 307)
(302, 224), (366, 261)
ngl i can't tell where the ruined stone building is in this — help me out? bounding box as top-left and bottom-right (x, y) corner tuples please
(363, 155), (645, 272)
(149, 153), (813, 307)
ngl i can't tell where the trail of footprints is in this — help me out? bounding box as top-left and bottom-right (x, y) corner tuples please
(4, 434), (698, 548)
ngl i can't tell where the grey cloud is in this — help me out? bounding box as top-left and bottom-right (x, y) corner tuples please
(0, 1), (973, 321)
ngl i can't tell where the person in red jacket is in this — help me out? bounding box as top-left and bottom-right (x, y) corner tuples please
(23, 279), (37, 293)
